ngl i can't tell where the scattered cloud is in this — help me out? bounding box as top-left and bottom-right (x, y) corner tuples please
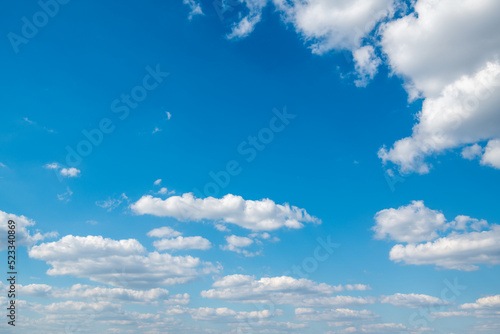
(0, 210), (57, 250)
(295, 307), (377, 322)
(380, 293), (450, 308)
(57, 187), (73, 202)
(96, 193), (128, 211)
(353, 45), (381, 87)
(29, 235), (219, 288)
(183, 0), (203, 20)
(201, 275), (370, 306)
(147, 226), (182, 238)
(130, 193), (321, 231)
(374, 201), (500, 270)
(221, 235), (258, 257)
(44, 163), (81, 178)
(154, 178), (162, 185)
(379, 0), (500, 173)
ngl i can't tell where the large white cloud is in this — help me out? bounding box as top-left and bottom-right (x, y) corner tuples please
(274, 0), (395, 54)
(201, 274), (370, 306)
(0, 210), (57, 250)
(131, 193), (320, 231)
(379, 0), (500, 173)
(373, 200), (446, 243)
(389, 225), (500, 271)
(374, 201), (500, 270)
(28, 235), (219, 288)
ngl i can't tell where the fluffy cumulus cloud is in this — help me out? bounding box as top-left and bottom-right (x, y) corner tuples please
(353, 45), (381, 87)
(379, 0), (500, 173)
(164, 305), (279, 322)
(273, 0), (395, 54)
(28, 235), (219, 288)
(374, 201), (500, 271)
(131, 193), (320, 231)
(0, 210), (57, 250)
(201, 274), (370, 307)
(373, 200), (446, 243)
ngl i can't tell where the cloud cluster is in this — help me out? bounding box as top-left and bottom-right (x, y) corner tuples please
(29, 235), (219, 288)
(374, 201), (500, 270)
(131, 193), (320, 231)
(201, 274), (370, 307)
(379, 0), (500, 173)
(0, 210), (57, 250)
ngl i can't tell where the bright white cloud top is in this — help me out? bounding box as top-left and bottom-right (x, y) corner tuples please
(374, 201), (500, 270)
(131, 193), (321, 231)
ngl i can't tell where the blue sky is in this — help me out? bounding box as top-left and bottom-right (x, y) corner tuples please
(1, 0), (500, 333)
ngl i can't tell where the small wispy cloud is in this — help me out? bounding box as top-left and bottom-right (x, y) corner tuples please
(152, 127), (162, 134)
(57, 187), (73, 202)
(24, 117), (55, 133)
(96, 193), (128, 212)
(44, 163), (81, 178)
(0, 162), (6, 168)
(166, 111), (172, 120)
(183, 0), (203, 20)
(154, 179), (162, 186)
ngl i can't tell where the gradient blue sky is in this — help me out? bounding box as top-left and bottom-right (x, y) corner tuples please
(1, 0), (500, 333)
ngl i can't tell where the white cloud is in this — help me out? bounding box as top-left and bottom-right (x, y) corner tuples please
(157, 187), (174, 195)
(130, 193), (320, 231)
(57, 187), (73, 202)
(462, 143), (483, 160)
(294, 307), (377, 322)
(431, 295), (500, 319)
(389, 225), (500, 271)
(481, 139), (500, 169)
(379, 0), (500, 173)
(29, 235), (219, 288)
(202, 275), (370, 306)
(461, 295), (500, 310)
(18, 282), (189, 305)
(375, 201), (500, 271)
(154, 178), (162, 185)
(373, 200), (446, 243)
(167, 306), (279, 322)
(0, 162), (6, 167)
(44, 163), (81, 177)
(147, 226), (182, 238)
(96, 193), (128, 211)
(60, 167), (81, 177)
(44, 162), (60, 169)
(274, 0), (395, 54)
(226, 0), (267, 39)
(380, 293), (449, 308)
(353, 45), (381, 87)
(221, 235), (258, 257)
(183, 0), (203, 20)
(154, 236), (212, 251)
(0, 210), (57, 250)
